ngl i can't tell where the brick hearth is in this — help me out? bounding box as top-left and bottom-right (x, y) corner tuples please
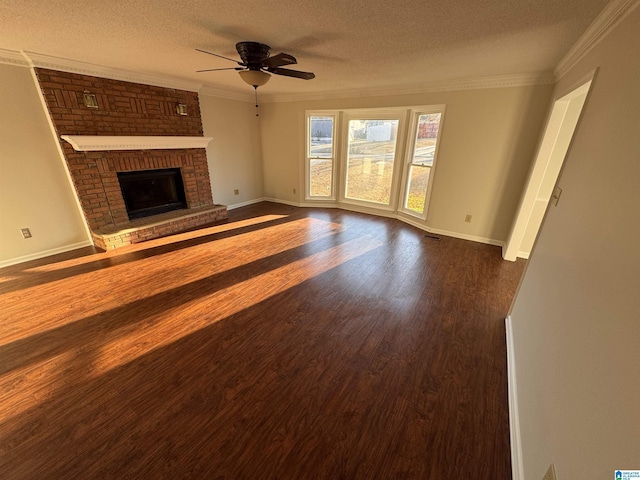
(35, 68), (227, 248)
(91, 205), (227, 250)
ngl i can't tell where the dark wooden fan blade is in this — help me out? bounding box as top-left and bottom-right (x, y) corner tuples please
(262, 53), (297, 68)
(267, 67), (315, 80)
(196, 67), (243, 73)
(195, 48), (244, 65)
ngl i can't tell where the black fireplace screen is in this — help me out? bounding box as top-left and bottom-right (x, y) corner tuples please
(117, 168), (187, 220)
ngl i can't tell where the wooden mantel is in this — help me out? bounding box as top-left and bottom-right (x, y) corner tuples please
(60, 135), (213, 152)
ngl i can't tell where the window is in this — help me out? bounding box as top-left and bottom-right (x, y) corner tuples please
(306, 114), (337, 199)
(305, 106), (445, 221)
(401, 111), (443, 218)
(344, 118), (400, 206)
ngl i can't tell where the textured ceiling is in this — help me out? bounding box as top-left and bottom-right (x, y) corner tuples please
(0, 0), (610, 99)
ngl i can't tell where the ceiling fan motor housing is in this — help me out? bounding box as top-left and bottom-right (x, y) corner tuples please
(236, 42), (271, 70)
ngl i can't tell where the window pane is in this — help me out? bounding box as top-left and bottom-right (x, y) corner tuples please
(309, 159), (333, 197)
(412, 113), (441, 166)
(345, 119), (399, 205)
(404, 113), (441, 215)
(309, 116), (333, 158)
(406, 165), (430, 214)
(308, 115), (334, 197)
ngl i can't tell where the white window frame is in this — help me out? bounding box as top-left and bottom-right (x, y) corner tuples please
(305, 111), (339, 201)
(398, 106), (446, 221)
(302, 105), (446, 222)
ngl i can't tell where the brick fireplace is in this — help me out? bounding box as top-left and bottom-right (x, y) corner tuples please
(35, 68), (227, 249)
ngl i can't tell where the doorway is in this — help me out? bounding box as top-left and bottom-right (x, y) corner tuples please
(503, 77), (593, 261)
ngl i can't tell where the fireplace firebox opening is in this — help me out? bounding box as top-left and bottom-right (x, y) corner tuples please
(117, 168), (187, 220)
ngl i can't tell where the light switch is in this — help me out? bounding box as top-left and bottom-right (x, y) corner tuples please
(551, 186), (563, 206)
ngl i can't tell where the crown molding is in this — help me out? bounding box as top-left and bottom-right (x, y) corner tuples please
(198, 85), (253, 102)
(19, 50), (204, 92)
(60, 135), (212, 152)
(3, 47), (555, 105)
(0, 48), (30, 67)
(555, 0), (640, 78)
(3, 48), (253, 100)
(260, 72), (556, 103)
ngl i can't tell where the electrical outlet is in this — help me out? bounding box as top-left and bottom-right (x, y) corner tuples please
(234, 189), (239, 195)
(465, 214), (472, 223)
(20, 228), (32, 239)
(293, 188), (296, 194)
(542, 464), (557, 480)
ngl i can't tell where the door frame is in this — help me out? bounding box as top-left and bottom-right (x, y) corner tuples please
(503, 71), (596, 261)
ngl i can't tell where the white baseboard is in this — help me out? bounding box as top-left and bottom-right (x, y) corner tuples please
(317, 201), (398, 219)
(257, 197), (505, 249)
(262, 197), (305, 208)
(517, 250), (530, 260)
(398, 214), (504, 247)
(0, 240), (94, 268)
(226, 197), (270, 210)
(502, 244), (516, 262)
(420, 225), (504, 248)
(506, 315), (525, 480)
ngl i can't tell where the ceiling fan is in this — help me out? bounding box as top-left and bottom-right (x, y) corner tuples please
(197, 41), (314, 85)
(196, 42), (315, 115)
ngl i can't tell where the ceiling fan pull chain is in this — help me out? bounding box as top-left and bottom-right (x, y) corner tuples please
(254, 86), (259, 117)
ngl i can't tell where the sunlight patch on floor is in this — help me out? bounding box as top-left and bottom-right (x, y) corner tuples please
(0, 217), (343, 346)
(90, 235), (383, 377)
(0, 216), (352, 421)
(0, 349), (76, 419)
(20, 214), (290, 274)
(0, 232), (381, 423)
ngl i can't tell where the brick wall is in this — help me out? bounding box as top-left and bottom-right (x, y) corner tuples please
(67, 149), (213, 228)
(418, 121), (440, 140)
(35, 69), (215, 232)
(36, 68), (203, 136)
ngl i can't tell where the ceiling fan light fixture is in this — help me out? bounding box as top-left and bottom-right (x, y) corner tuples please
(239, 69), (271, 87)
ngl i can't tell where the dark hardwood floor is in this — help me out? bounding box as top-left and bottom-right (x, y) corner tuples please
(0, 202), (525, 479)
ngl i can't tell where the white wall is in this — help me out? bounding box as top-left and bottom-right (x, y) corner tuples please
(199, 94), (264, 207)
(0, 64), (88, 266)
(259, 84), (553, 244)
(509, 5), (640, 479)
